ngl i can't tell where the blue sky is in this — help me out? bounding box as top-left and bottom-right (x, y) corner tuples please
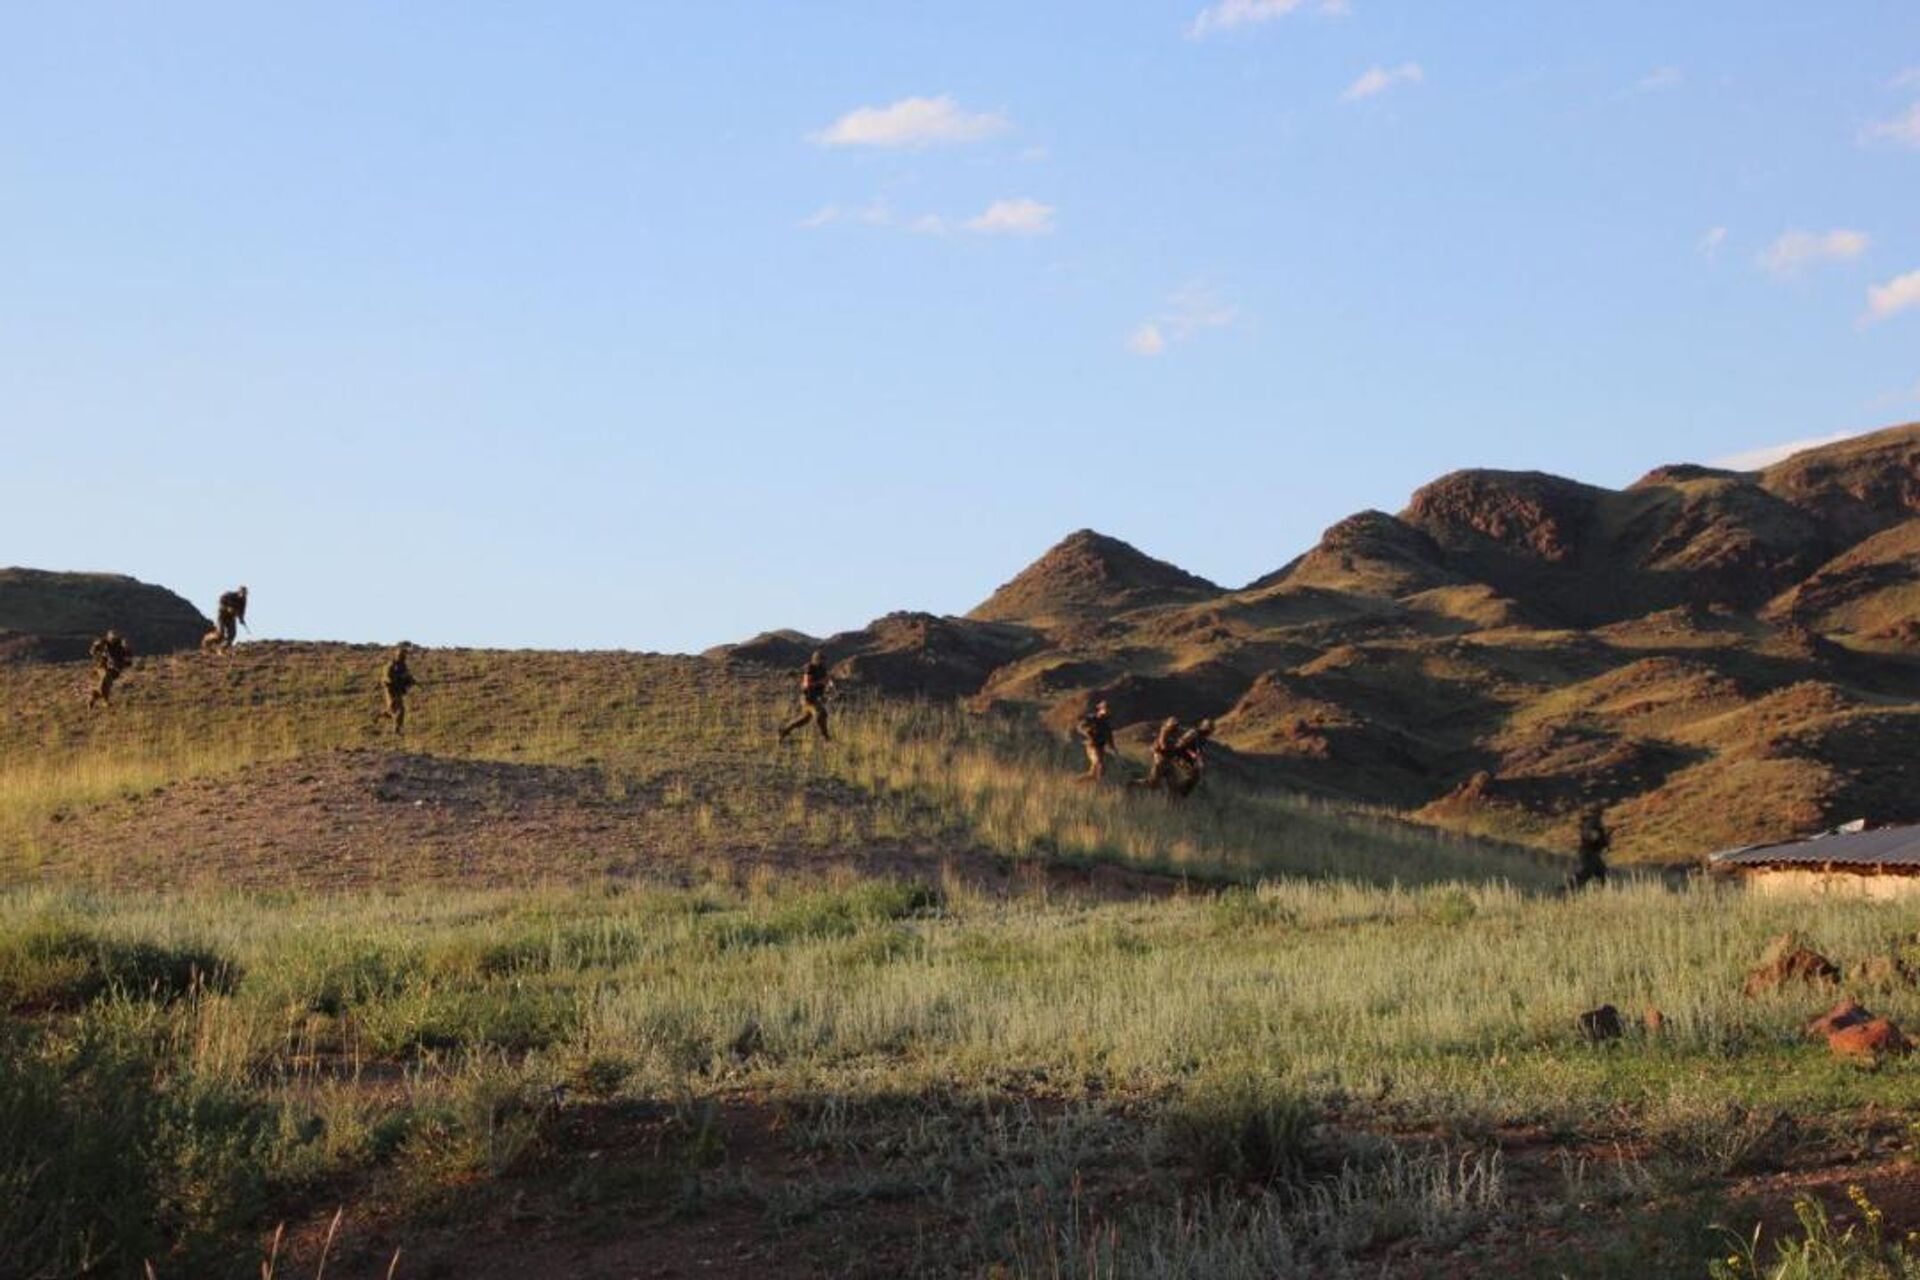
(3, 2), (1916, 651)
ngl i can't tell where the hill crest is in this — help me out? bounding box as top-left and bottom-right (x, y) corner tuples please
(967, 529), (1220, 627)
(0, 568), (210, 663)
(737, 423), (1920, 862)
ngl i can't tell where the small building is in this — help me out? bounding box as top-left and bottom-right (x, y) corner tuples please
(1709, 823), (1920, 899)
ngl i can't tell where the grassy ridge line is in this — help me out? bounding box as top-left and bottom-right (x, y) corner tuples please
(1, 643), (1555, 888)
(0, 645), (781, 874)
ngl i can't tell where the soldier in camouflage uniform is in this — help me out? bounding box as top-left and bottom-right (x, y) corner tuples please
(1169, 718), (1215, 799)
(87, 630), (134, 708)
(1075, 698), (1116, 783)
(215, 586), (249, 649)
(381, 642), (417, 736)
(1570, 804), (1611, 890)
(779, 651), (834, 742)
(1129, 717), (1184, 794)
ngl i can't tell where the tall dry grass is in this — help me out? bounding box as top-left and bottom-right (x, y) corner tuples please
(1, 645), (1553, 889)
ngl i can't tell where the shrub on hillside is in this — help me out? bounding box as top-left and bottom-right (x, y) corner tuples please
(0, 1021), (275, 1277)
(1153, 1066), (1317, 1187)
(0, 920), (238, 1011)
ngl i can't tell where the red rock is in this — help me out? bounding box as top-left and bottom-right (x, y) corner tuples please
(1806, 999), (1873, 1039)
(1828, 1018), (1911, 1061)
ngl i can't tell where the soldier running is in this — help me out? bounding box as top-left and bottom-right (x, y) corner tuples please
(1075, 698), (1116, 782)
(1570, 804), (1611, 890)
(778, 651), (834, 742)
(380, 642), (417, 736)
(1129, 717), (1184, 794)
(214, 586), (249, 649)
(1170, 717), (1215, 799)
(87, 629), (134, 708)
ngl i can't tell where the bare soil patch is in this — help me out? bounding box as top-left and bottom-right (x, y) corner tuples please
(34, 749), (1187, 901)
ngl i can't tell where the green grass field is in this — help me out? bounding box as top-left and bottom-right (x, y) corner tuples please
(4, 645), (1918, 1278)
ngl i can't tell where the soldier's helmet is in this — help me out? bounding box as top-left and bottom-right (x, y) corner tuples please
(396, 641), (413, 654)
(238, 585), (248, 596)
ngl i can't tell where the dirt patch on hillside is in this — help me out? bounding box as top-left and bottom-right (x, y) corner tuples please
(38, 751), (703, 890)
(31, 750), (1184, 900)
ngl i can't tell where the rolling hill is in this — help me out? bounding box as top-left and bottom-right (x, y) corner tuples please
(0, 568), (210, 662)
(719, 423), (1920, 862)
(7, 425), (1914, 869)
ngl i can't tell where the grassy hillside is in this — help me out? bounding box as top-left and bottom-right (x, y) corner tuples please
(0, 641), (1556, 891)
(9, 628), (1920, 1277)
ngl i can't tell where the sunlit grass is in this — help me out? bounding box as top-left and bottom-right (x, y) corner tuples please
(1, 644), (1555, 889)
(4, 874), (1918, 1272)
(5, 644), (1873, 1273)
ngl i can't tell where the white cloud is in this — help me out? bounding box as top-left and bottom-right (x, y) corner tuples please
(1865, 269), (1920, 324)
(799, 201), (894, 229)
(1699, 226), (1728, 259)
(1127, 324), (1167, 356)
(1127, 282), (1237, 356)
(1187, 0), (1347, 39)
(1341, 62), (1424, 102)
(809, 95), (1009, 149)
(1757, 228), (1869, 278)
(1628, 66), (1684, 95)
(1862, 102), (1920, 147)
(1712, 431), (1865, 471)
(962, 197), (1056, 236)
(1890, 67), (1920, 90)
(799, 198), (1054, 239)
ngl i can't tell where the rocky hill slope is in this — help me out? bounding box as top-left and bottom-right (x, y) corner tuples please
(0, 568), (210, 663)
(719, 423), (1920, 862)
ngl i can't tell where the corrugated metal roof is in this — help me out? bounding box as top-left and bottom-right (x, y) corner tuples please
(1710, 823), (1920, 869)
